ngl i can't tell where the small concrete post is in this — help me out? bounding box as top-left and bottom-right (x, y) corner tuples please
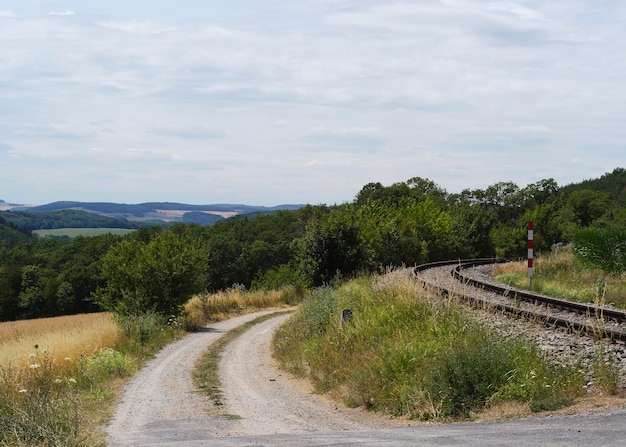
(340, 309), (353, 326)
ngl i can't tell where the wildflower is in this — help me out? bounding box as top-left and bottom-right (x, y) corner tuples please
(29, 363), (40, 369)
(18, 389), (28, 394)
(68, 378), (77, 384)
(54, 378), (63, 384)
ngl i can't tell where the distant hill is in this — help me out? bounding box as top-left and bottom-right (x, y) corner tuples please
(1, 209), (143, 231)
(2, 201), (305, 229)
(0, 214), (34, 248)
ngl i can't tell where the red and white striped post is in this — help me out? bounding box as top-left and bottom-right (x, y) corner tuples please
(527, 220), (534, 287)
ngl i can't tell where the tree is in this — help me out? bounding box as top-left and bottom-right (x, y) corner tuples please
(96, 228), (206, 316)
(297, 206), (368, 286)
(564, 190), (612, 227)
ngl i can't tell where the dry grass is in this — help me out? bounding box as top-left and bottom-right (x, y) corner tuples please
(184, 285), (302, 328)
(0, 313), (122, 374)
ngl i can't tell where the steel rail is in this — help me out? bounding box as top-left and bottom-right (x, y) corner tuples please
(413, 258), (626, 343)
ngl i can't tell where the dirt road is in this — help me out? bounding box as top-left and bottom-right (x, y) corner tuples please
(105, 309), (626, 447)
(105, 309), (399, 446)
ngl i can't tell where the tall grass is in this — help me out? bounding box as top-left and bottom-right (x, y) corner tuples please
(0, 312), (178, 447)
(274, 271), (585, 420)
(0, 313), (122, 375)
(493, 247), (626, 307)
(183, 284), (303, 329)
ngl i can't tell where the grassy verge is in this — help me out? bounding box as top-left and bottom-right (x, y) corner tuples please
(493, 247), (626, 307)
(273, 271), (586, 420)
(0, 285), (304, 447)
(192, 311), (292, 410)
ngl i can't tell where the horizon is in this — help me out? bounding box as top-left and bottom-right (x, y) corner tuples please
(2, 165), (622, 209)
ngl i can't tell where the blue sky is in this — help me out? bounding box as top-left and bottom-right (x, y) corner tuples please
(1, 1), (624, 205)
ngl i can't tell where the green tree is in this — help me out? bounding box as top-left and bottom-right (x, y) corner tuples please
(96, 228), (206, 316)
(297, 206), (368, 286)
(563, 190), (612, 228)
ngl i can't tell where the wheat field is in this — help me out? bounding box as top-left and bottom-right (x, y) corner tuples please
(0, 312), (122, 373)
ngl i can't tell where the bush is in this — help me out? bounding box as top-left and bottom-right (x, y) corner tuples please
(80, 348), (136, 384)
(574, 229), (626, 275)
(428, 337), (517, 417)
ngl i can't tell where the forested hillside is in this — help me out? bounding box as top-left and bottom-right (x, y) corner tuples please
(0, 215), (33, 249)
(1, 209), (143, 231)
(0, 168), (624, 321)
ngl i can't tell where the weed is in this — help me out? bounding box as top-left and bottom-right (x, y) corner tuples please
(591, 346), (620, 395)
(0, 349), (86, 447)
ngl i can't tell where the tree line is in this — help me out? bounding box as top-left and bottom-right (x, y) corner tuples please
(0, 168), (624, 322)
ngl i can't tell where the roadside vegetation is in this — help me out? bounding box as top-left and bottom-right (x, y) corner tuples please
(0, 312), (178, 447)
(274, 271), (586, 420)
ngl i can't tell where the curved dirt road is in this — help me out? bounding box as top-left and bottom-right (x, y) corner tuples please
(105, 309), (626, 447)
(105, 309), (399, 447)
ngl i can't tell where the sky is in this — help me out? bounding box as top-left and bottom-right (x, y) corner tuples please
(1, 1), (625, 206)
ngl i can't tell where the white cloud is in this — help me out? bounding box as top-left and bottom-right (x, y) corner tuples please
(99, 20), (176, 34)
(48, 10), (75, 16)
(0, 1), (624, 204)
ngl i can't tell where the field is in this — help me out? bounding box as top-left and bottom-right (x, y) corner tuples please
(0, 313), (122, 373)
(0, 313), (128, 446)
(33, 228), (135, 238)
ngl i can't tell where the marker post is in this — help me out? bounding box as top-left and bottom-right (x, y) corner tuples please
(528, 220), (534, 288)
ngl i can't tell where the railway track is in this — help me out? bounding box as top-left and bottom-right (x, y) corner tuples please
(413, 258), (626, 343)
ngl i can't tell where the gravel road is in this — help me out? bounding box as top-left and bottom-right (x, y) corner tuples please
(105, 307), (626, 447)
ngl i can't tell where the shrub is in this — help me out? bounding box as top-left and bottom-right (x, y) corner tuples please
(574, 229), (626, 275)
(80, 348), (136, 384)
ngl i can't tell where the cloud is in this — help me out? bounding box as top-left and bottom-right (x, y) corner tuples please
(150, 125), (224, 139)
(99, 20), (177, 34)
(48, 10), (75, 16)
(0, 143), (14, 154)
(303, 126), (386, 152)
(11, 124), (93, 140)
(1, 2), (624, 205)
